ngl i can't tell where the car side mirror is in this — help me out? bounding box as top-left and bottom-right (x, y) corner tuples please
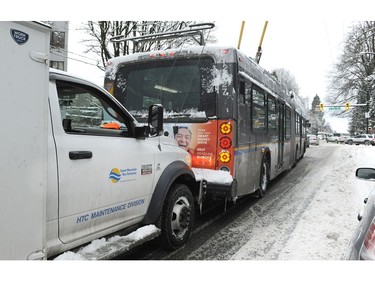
(356, 168), (375, 181)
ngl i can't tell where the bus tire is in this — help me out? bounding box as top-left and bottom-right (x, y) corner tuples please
(160, 183), (194, 250)
(257, 158), (269, 198)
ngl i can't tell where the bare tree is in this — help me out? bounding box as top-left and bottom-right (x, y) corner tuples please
(328, 21), (375, 134)
(80, 21), (217, 71)
(271, 68), (300, 95)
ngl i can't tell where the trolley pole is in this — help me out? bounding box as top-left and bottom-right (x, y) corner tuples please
(237, 21), (245, 49)
(255, 21), (268, 64)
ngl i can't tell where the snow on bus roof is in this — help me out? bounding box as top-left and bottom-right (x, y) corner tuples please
(105, 45), (237, 79)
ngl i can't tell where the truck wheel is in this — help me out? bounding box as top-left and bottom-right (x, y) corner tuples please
(160, 183), (194, 250)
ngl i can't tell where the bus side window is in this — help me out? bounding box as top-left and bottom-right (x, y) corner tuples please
(295, 113), (301, 135)
(251, 86), (266, 132)
(239, 80), (251, 105)
(239, 80), (246, 104)
(268, 96), (277, 135)
(285, 107), (291, 140)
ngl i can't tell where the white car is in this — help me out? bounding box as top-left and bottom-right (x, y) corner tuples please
(347, 168), (375, 260)
(352, 134), (375, 146)
(307, 134), (319, 146)
(338, 133), (351, 143)
(326, 133), (341, 143)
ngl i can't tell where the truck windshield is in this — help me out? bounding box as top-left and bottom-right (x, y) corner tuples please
(114, 58), (216, 122)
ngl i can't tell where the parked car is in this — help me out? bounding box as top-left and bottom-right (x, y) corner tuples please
(338, 133), (351, 144)
(352, 134), (375, 146)
(345, 137), (354, 145)
(326, 133), (341, 143)
(347, 168), (375, 260)
(307, 134), (319, 146)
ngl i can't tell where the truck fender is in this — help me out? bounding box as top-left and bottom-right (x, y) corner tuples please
(142, 161), (195, 225)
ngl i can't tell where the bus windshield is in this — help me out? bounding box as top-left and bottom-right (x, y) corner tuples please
(114, 58), (217, 121)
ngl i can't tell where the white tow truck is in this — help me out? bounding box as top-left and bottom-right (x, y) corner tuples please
(0, 21), (198, 260)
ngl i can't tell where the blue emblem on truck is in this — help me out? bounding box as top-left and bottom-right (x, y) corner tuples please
(10, 29), (29, 45)
(109, 168), (121, 183)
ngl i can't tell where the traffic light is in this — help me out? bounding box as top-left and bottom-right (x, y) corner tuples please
(319, 103), (324, 112)
(344, 102), (350, 110)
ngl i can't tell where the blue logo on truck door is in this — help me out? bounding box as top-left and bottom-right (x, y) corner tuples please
(109, 168), (121, 183)
(109, 167), (138, 183)
(10, 29), (29, 45)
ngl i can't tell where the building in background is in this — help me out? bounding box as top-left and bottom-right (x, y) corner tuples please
(49, 21), (69, 71)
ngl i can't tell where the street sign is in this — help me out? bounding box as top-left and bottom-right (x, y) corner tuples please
(314, 103), (366, 112)
(328, 106), (341, 111)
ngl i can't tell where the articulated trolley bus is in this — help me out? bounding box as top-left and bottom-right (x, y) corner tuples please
(104, 26), (310, 205)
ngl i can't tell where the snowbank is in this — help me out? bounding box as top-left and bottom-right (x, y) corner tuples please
(231, 143), (375, 260)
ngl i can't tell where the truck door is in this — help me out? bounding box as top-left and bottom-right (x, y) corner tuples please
(49, 79), (155, 243)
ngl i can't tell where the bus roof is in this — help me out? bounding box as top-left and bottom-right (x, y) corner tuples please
(105, 45), (309, 118)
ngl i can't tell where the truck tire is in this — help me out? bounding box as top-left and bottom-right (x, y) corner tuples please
(160, 183), (194, 250)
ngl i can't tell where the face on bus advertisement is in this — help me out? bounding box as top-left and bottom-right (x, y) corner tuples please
(164, 122), (218, 169)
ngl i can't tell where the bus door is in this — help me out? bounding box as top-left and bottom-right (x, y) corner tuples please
(236, 79), (256, 195)
(277, 101), (284, 170)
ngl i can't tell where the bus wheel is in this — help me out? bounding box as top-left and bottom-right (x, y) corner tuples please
(257, 159), (269, 198)
(160, 183), (194, 250)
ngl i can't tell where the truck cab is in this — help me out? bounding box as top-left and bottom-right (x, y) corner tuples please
(46, 69), (197, 258)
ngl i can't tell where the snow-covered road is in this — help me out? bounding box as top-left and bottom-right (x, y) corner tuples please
(54, 142), (375, 261)
(233, 142), (374, 260)
(139, 142), (375, 261)
(37, 142), (375, 281)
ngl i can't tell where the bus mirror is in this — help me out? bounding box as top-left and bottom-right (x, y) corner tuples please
(148, 104), (164, 136)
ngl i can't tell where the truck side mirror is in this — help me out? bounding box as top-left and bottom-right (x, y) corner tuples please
(148, 104), (164, 137)
(134, 104), (164, 138)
